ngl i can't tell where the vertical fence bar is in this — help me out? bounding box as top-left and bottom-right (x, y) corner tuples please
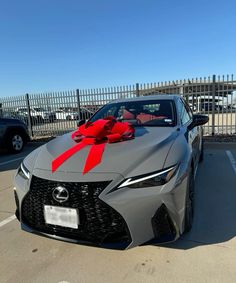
(25, 93), (33, 137)
(230, 74), (233, 134)
(136, 83), (140, 97)
(76, 89), (81, 121)
(220, 76), (224, 134)
(216, 75), (220, 135)
(234, 75), (236, 134)
(211, 75), (216, 136)
(226, 75), (229, 134)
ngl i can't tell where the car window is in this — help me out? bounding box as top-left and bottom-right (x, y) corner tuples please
(34, 108), (47, 112)
(90, 100), (176, 127)
(182, 99), (193, 120)
(18, 108), (27, 112)
(177, 99), (192, 125)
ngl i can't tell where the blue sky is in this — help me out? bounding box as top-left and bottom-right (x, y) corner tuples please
(0, 0), (236, 97)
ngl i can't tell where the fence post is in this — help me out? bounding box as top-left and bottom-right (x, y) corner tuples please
(25, 93), (33, 138)
(136, 83), (140, 97)
(0, 102), (2, 118)
(211, 75), (216, 136)
(76, 89), (81, 121)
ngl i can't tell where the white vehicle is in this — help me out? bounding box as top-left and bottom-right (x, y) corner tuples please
(17, 107), (56, 122)
(55, 110), (70, 120)
(55, 107), (93, 121)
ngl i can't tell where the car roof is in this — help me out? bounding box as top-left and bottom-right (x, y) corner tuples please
(110, 94), (181, 104)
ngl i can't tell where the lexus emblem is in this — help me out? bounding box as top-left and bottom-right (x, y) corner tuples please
(52, 186), (69, 203)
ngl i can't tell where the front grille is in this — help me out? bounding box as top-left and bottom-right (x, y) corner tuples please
(21, 176), (131, 245)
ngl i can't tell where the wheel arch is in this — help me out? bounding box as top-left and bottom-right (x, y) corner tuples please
(4, 126), (28, 142)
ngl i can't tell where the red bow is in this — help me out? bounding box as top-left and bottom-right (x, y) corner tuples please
(52, 117), (135, 174)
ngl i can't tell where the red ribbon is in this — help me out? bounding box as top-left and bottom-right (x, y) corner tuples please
(52, 117), (135, 174)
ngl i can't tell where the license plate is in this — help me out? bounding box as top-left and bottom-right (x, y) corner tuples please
(44, 205), (79, 229)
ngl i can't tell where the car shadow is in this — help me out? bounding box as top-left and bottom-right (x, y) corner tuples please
(157, 149), (236, 250)
(0, 143), (43, 172)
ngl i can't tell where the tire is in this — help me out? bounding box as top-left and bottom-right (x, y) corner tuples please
(199, 141), (204, 163)
(184, 167), (195, 233)
(66, 115), (71, 121)
(7, 131), (25, 153)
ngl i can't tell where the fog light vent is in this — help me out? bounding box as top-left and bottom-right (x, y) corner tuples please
(151, 204), (176, 242)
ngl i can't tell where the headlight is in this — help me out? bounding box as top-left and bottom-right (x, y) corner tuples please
(118, 165), (178, 189)
(18, 162), (30, 180)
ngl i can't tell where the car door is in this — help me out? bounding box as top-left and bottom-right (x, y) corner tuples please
(177, 98), (200, 170)
(0, 118), (6, 145)
(184, 99), (201, 161)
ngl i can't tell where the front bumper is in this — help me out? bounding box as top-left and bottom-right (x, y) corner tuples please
(14, 168), (187, 249)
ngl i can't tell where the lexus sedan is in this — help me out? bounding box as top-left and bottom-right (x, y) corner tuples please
(14, 95), (208, 249)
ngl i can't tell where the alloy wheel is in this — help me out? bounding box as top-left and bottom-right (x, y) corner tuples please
(12, 134), (23, 151)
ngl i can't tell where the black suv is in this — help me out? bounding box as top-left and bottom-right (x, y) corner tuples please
(0, 118), (30, 153)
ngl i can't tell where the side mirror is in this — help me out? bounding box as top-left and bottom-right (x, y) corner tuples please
(189, 114), (209, 130)
(76, 119), (85, 127)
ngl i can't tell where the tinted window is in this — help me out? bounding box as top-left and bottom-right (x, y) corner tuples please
(90, 100), (176, 127)
(182, 100), (193, 120)
(177, 99), (192, 125)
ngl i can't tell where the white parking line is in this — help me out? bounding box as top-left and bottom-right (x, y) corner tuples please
(0, 157), (24, 166)
(226, 150), (236, 174)
(0, 215), (16, 228)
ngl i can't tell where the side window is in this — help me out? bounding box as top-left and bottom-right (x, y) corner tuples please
(177, 99), (192, 125)
(182, 100), (193, 120)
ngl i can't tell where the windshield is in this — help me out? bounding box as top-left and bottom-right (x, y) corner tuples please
(90, 99), (176, 126)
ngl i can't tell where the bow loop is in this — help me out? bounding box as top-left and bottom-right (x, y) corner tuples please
(52, 118), (134, 174)
(82, 137), (97, 145)
(107, 133), (122, 143)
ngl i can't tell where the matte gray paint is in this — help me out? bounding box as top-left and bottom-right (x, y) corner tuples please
(14, 95), (203, 248)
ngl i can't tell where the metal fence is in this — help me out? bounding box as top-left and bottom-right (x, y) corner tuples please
(0, 74), (236, 138)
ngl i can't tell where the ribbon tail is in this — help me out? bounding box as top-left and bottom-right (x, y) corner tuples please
(52, 142), (87, 172)
(83, 143), (106, 174)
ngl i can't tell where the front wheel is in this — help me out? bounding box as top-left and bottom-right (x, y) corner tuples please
(184, 167), (195, 233)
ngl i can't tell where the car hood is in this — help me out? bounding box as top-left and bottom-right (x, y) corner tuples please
(1, 118), (24, 124)
(30, 127), (179, 178)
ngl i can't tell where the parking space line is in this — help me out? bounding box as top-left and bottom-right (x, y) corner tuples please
(0, 215), (16, 228)
(0, 157), (24, 166)
(226, 150), (236, 174)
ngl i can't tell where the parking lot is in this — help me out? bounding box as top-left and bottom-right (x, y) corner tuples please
(0, 143), (236, 283)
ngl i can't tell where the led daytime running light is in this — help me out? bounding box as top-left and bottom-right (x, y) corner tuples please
(21, 163), (30, 179)
(118, 166), (176, 188)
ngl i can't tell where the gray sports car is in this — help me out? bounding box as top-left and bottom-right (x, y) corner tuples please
(14, 95), (208, 249)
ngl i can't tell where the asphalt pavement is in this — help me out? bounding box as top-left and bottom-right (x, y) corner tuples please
(0, 142), (236, 283)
